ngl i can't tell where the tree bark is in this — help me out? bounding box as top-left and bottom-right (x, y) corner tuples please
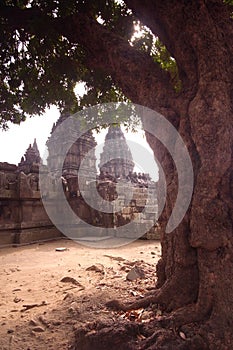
(102, 1), (233, 348)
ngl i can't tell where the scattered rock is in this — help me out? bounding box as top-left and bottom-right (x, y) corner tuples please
(38, 315), (50, 327)
(32, 326), (45, 332)
(141, 310), (153, 321)
(68, 302), (80, 314)
(63, 292), (74, 301)
(55, 247), (68, 252)
(126, 266), (145, 281)
(103, 255), (126, 262)
(86, 264), (104, 274)
(21, 301), (48, 312)
(9, 268), (21, 272)
(119, 265), (130, 272)
(7, 329), (14, 334)
(151, 252), (156, 255)
(29, 319), (38, 327)
(13, 296), (21, 303)
(60, 276), (83, 286)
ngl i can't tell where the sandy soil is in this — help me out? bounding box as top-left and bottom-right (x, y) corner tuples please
(0, 238), (161, 350)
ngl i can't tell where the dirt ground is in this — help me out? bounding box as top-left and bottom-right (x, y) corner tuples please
(0, 238), (161, 350)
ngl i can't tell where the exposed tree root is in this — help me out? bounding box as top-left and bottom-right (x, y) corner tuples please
(106, 290), (160, 312)
(73, 315), (210, 350)
(136, 327), (209, 350)
(156, 302), (212, 329)
(73, 287), (231, 350)
(106, 266), (199, 312)
(73, 320), (140, 350)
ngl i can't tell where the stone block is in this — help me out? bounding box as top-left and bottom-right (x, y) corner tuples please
(17, 226), (63, 245)
(0, 230), (17, 246)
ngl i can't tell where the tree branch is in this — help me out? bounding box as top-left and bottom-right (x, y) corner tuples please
(125, 0), (233, 95)
(62, 13), (176, 109)
(0, 5), (42, 27)
(124, 0), (199, 90)
(0, 5), (176, 111)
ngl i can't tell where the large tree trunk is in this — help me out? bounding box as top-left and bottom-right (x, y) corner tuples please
(74, 2), (233, 349)
(143, 81), (233, 348)
(76, 83), (233, 350)
(146, 3), (233, 347)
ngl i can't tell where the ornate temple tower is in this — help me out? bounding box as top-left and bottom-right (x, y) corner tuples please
(99, 125), (134, 178)
(46, 112), (97, 180)
(18, 139), (41, 174)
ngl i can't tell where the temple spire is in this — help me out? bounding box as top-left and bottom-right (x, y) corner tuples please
(18, 138), (41, 174)
(99, 125), (134, 178)
(46, 112), (97, 179)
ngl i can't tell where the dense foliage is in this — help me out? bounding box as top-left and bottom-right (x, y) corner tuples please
(0, 0), (178, 128)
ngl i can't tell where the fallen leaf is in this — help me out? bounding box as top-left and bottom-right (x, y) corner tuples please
(137, 334), (146, 340)
(179, 331), (186, 340)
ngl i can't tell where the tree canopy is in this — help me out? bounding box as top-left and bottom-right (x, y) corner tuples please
(0, 0), (180, 128)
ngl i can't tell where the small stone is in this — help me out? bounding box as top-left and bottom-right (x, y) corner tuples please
(7, 329), (14, 334)
(60, 276), (83, 286)
(13, 296), (21, 303)
(86, 264), (104, 274)
(29, 319), (38, 327)
(126, 266), (145, 281)
(32, 326), (45, 332)
(151, 251), (156, 255)
(141, 310), (152, 320)
(55, 247), (68, 251)
(68, 301), (80, 314)
(63, 292), (74, 301)
(38, 315), (50, 327)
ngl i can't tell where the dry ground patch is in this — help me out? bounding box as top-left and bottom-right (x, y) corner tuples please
(0, 239), (161, 350)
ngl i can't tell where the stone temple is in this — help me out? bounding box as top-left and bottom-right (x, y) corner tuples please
(99, 125), (134, 178)
(0, 113), (159, 246)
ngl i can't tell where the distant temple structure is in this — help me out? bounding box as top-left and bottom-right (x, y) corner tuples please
(46, 113), (96, 179)
(99, 125), (134, 178)
(0, 113), (159, 246)
(18, 139), (41, 174)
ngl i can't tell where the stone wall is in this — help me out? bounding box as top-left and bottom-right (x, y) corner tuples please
(57, 175), (161, 240)
(0, 163), (62, 246)
(0, 161), (160, 246)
